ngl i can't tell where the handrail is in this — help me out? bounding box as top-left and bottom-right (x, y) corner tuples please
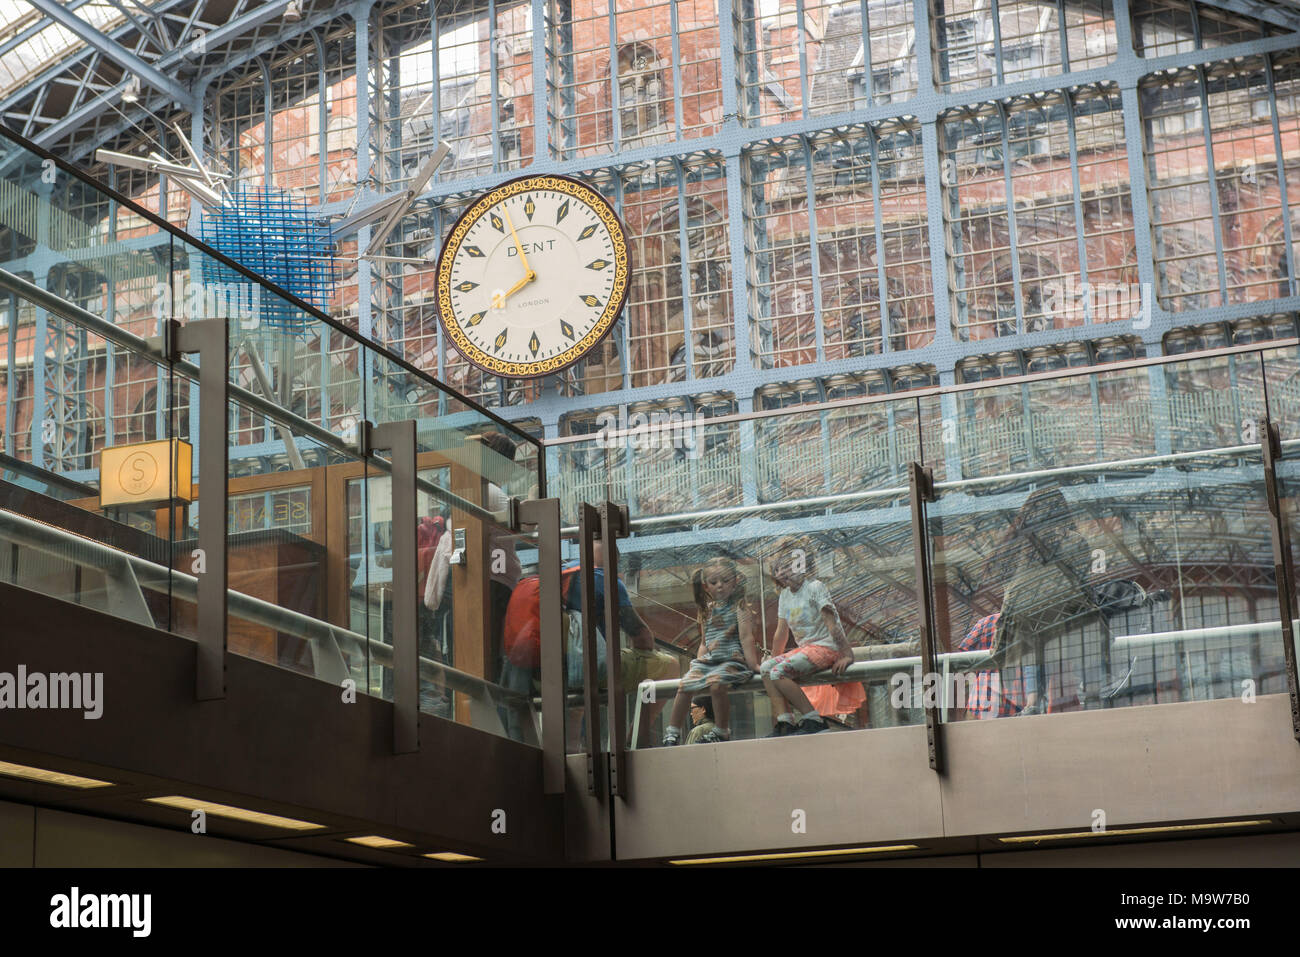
(629, 616), (1290, 740)
(0, 121), (542, 459)
(0, 266), (500, 526)
(543, 336), (1300, 447)
(0, 450), (96, 496)
(634, 617), (1288, 701)
(616, 439), (1275, 532)
(0, 505), (529, 705)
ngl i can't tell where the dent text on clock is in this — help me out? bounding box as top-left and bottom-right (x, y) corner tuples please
(507, 240), (558, 256)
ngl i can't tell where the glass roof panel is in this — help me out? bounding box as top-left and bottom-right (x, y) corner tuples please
(0, 0), (129, 101)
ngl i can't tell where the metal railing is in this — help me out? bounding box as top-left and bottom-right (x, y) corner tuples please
(0, 504), (538, 743)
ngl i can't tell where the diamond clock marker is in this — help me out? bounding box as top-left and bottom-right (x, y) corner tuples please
(466, 310), (486, 326)
(578, 223), (597, 240)
(580, 294), (601, 307)
(586, 259), (610, 270)
(556, 199), (569, 223)
(494, 329), (508, 352)
(529, 332), (540, 356)
(524, 196), (535, 220)
(560, 319), (575, 339)
(464, 245), (485, 258)
(490, 212), (504, 232)
(456, 280), (479, 292)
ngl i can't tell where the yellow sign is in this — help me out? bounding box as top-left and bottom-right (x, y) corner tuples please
(99, 439), (193, 507)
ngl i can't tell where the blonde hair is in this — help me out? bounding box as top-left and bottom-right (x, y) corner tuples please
(765, 535), (815, 585)
(693, 556), (746, 614)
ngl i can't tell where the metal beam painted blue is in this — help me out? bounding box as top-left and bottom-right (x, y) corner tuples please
(47, 0), (351, 163)
(22, 0), (197, 111)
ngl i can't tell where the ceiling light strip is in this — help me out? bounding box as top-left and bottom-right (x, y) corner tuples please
(0, 759), (113, 789)
(998, 820), (1273, 844)
(145, 795), (323, 831)
(669, 844), (920, 865)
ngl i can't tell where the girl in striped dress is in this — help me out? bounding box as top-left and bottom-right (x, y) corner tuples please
(662, 557), (759, 745)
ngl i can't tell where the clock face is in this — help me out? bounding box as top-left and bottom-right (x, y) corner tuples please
(435, 174), (631, 379)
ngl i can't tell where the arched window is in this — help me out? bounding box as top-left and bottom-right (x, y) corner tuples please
(612, 42), (669, 146)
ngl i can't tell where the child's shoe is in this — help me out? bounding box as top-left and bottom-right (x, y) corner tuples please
(793, 717), (827, 735)
(662, 730), (681, 746)
(696, 728), (731, 744)
(763, 722), (795, 738)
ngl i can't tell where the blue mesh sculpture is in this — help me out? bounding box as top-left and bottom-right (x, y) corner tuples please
(198, 186), (337, 332)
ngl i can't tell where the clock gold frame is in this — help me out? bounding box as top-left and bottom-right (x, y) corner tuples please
(434, 174), (631, 379)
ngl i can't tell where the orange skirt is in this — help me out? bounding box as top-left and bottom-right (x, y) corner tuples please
(805, 681), (866, 716)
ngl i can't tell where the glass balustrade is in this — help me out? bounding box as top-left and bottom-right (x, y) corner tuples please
(1, 118), (1299, 759)
(595, 347), (1300, 749)
(0, 125), (543, 744)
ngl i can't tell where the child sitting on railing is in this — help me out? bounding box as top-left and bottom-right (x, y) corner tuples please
(760, 538), (855, 737)
(661, 556), (759, 745)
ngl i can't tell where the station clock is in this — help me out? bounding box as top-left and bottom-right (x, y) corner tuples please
(435, 174), (631, 379)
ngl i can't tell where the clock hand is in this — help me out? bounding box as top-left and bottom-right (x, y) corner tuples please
(491, 271), (536, 310)
(503, 272), (533, 298)
(502, 207), (536, 285)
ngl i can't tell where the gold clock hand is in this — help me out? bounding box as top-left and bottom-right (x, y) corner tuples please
(503, 273), (533, 299)
(502, 208), (536, 283)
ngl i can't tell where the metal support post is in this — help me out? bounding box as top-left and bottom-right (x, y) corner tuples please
(514, 497), (565, 793)
(578, 503), (603, 795)
(167, 319), (229, 701)
(602, 500), (629, 798)
(1260, 419), (1300, 741)
(365, 418), (419, 754)
(908, 461), (944, 771)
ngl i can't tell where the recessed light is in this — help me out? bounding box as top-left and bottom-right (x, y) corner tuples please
(424, 851), (483, 862)
(998, 820), (1272, 844)
(145, 796), (324, 831)
(0, 760), (113, 789)
(669, 844), (920, 865)
(346, 835), (414, 849)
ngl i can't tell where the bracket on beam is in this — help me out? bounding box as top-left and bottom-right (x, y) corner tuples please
(332, 144), (450, 257)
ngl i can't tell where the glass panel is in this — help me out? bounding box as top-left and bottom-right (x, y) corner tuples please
(944, 88), (1137, 345)
(0, 312), (179, 636)
(0, 140), (180, 636)
(755, 394), (925, 505)
(557, 528), (587, 755)
(935, 0), (1116, 93)
(738, 0), (918, 125)
(930, 353), (1278, 722)
(480, 525), (542, 743)
(610, 399), (927, 747)
(160, 238), (363, 683)
(1264, 344), (1300, 677)
(220, 393), (359, 681)
(551, 0), (721, 159)
(365, 351), (541, 740)
(623, 507), (921, 747)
